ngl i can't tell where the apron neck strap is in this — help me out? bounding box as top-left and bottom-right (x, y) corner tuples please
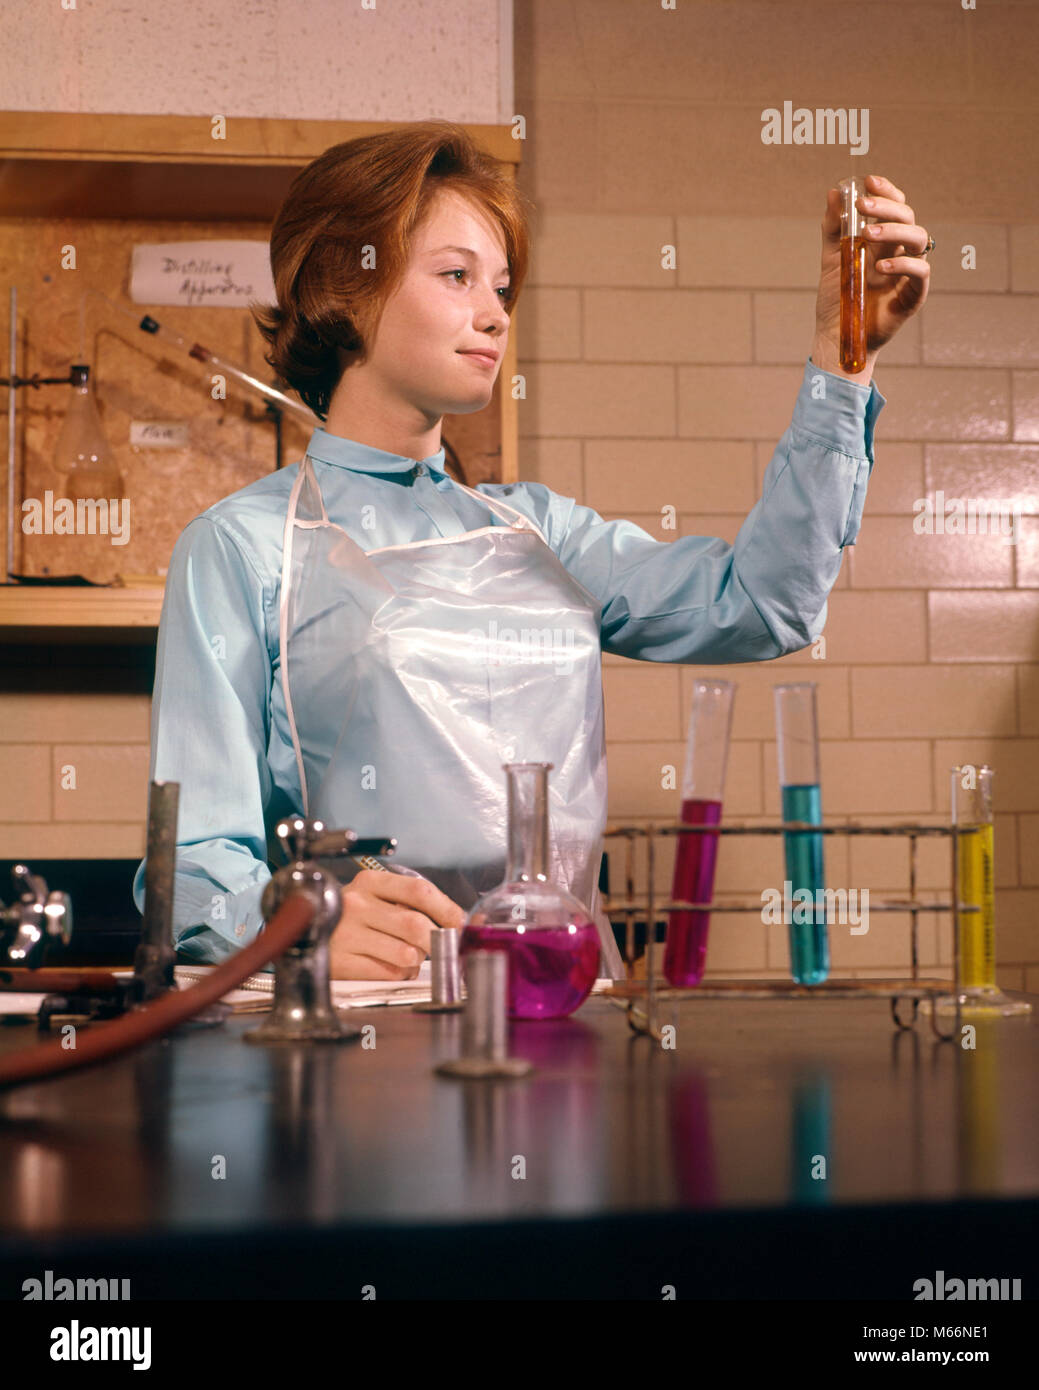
(296, 456), (548, 545)
(452, 479), (546, 540)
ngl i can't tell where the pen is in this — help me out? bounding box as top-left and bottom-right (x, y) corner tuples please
(350, 854), (426, 879)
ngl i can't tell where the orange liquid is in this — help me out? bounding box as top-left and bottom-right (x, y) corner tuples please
(839, 235), (868, 373)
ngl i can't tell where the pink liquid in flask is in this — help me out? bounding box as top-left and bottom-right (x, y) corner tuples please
(459, 920), (600, 1020)
(664, 797), (723, 987)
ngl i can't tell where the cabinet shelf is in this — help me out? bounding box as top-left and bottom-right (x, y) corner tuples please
(0, 112), (519, 220)
(0, 585), (163, 641)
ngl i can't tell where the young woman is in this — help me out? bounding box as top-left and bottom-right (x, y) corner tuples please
(132, 120), (930, 980)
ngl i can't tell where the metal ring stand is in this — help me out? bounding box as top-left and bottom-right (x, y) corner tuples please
(599, 819), (973, 1044)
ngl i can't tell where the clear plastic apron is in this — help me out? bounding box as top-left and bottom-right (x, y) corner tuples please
(278, 454), (622, 976)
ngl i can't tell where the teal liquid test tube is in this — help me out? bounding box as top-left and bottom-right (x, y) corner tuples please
(774, 683), (829, 985)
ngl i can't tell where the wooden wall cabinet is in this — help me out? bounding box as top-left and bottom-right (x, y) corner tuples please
(0, 112), (521, 638)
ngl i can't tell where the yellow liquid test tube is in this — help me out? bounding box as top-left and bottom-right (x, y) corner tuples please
(935, 765), (1031, 1018)
(958, 819), (994, 990)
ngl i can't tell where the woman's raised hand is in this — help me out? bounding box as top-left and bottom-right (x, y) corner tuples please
(813, 172), (932, 372)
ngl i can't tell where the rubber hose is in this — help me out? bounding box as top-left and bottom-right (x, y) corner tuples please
(1, 967), (122, 995)
(0, 892), (316, 1090)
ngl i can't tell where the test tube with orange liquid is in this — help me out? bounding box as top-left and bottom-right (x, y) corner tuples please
(837, 176), (871, 373)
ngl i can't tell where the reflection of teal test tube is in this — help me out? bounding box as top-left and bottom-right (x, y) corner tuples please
(792, 1071), (832, 1205)
(774, 683), (829, 985)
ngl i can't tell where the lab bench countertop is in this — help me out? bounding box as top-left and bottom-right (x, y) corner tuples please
(1, 992), (1037, 1299)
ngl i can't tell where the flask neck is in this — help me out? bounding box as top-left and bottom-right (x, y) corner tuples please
(504, 763), (551, 882)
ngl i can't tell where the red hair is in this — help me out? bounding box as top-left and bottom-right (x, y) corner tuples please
(252, 120), (533, 420)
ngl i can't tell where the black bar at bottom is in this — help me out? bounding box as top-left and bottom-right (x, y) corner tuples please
(2, 1197), (1035, 1301)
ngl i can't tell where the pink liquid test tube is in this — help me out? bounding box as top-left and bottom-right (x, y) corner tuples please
(664, 679), (736, 987)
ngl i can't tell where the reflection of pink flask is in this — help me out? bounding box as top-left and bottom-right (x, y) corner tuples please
(664, 681), (735, 987)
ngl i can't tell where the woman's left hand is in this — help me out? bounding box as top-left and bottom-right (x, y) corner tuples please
(814, 173), (932, 363)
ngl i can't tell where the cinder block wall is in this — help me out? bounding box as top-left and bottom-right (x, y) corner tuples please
(514, 0), (1039, 987)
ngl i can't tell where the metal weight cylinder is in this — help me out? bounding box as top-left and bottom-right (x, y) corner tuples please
(461, 949), (507, 1061)
(431, 927), (462, 1005)
(434, 948), (532, 1080)
(412, 926), (465, 1014)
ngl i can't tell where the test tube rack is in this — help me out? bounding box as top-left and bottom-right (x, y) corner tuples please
(598, 820), (979, 1043)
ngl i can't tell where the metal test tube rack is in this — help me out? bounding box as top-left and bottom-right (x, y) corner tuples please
(599, 819), (978, 1043)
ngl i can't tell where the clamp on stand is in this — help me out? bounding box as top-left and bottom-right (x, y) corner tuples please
(0, 781), (229, 1031)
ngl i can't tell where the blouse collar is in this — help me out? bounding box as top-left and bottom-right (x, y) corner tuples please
(305, 427), (449, 476)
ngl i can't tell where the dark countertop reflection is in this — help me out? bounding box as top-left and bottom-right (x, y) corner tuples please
(2, 993), (1036, 1242)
